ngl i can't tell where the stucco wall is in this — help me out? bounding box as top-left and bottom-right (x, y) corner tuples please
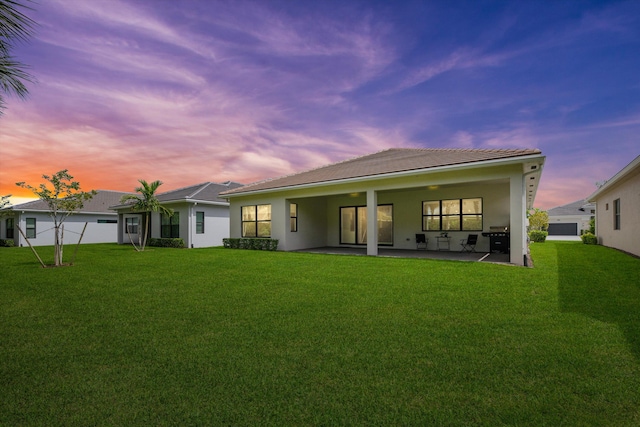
(322, 181), (510, 252)
(145, 202), (231, 248)
(228, 162), (526, 263)
(594, 167), (640, 257)
(10, 212), (118, 247)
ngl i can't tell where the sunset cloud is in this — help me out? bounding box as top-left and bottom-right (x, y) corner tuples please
(2, 1), (639, 211)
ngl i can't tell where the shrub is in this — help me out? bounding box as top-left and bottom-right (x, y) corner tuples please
(223, 238), (279, 251)
(581, 233), (598, 245)
(529, 230), (548, 243)
(0, 239), (15, 247)
(148, 238), (185, 248)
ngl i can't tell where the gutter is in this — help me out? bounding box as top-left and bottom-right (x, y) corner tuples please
(587, 154), (640, 202)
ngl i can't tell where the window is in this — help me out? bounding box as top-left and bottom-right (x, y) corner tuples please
(126, 217), (138, 234)
(290, 203), (298, 232)
(340, 205), (393, 245)
(6, 218), (14, 239)
(422, 198), (482, 231)
(161, 212), (180, 238)
(196, 211), (205, 234)
(242, 205), (271, 237)
(26, 218), (36, 239)
(614, 198), (621, 230)
(97, 219), (117, 224)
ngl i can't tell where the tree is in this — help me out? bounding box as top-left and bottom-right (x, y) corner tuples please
(16, 170), (96, 266)
(120, 180), (172, 252)
(0, 0), (35, 115)
(0, 194), (10, 220)
(0, 193), (9, 209)
(528, 208), (549, 231)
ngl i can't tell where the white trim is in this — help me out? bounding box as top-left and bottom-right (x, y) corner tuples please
(588, 154), (640, 201)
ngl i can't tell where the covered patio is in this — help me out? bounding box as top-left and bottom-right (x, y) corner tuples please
(298, 247), (512, 264)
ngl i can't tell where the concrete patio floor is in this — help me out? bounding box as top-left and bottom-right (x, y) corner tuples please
(298, 247), (512, 264)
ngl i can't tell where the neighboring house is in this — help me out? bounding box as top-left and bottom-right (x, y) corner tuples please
(0, 190), (132, 247)
(547, 199), (595, 236)
(221, 148), (545, 266)
(111, 181), (243, 248)
(588, 154), (640, 257)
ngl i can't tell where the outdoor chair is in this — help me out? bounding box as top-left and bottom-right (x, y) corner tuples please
(459, 234), (478, 252)
(416, 233), (428, 250)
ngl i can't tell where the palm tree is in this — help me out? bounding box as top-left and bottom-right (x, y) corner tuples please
(120, 180), (172, 252)
(1, 0), (35, 115)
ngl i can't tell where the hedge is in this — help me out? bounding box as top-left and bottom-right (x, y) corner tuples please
(0, 239), (15, 247)
(222, 238), (279, 251)
(148, 238), (185, 248)
(580, 232), (598, 245)
(529, 230), (548, 243)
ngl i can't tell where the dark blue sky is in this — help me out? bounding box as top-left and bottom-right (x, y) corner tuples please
(2, 0), (639, 208)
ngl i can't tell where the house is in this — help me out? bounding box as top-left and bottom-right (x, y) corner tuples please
(221, 148), (545, 266)
(1, 190), (132, 247)
(547, 199), (595, 236)
(111, 181), (243, 248)
(588, 154), (640, 257)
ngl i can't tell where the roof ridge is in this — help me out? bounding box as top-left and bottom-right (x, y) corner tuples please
(159, 182), (211, 196)
(186, 182), (213, 199)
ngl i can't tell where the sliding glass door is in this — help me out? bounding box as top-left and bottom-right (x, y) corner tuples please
(340, 205), (393, 245)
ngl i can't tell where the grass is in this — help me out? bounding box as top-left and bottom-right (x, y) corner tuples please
(1, 242), (639, 425)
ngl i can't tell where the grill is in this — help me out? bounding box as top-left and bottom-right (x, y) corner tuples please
(482, 226), (510, 254)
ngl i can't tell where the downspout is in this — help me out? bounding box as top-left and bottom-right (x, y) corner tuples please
(190, 202), (196, 248)
(521, 163), (544, 266)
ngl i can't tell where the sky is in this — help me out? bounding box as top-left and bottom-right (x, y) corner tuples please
(1, 0), (639, 209)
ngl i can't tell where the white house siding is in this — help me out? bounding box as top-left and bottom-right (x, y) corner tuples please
(10, 211), (118, 247)
(132, 202), (231, 249)
(229, 163), (529, 265)
(190, 204), (231, 248)
(592, 167), (640, 257)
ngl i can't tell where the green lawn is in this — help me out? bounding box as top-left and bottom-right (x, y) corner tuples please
(1, 242), (639, 426)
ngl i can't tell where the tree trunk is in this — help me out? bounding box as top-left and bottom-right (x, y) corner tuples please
(54, 225), (64, 266)
(126, 225), (141, 252)
(141, 212), (150, 251)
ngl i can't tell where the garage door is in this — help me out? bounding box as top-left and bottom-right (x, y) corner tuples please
(548, 223), (578, 235)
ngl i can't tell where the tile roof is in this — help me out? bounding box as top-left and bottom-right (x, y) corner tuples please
(548, 199), (595, 216)
(156, 181), (244, 203)
(6, 190), (134, 214)
(110, 181), (245, 209)
(221, 148), (543, 196)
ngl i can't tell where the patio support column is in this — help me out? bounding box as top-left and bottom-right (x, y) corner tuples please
(367, 189), (378, 256)
(509, 174), (526, 266)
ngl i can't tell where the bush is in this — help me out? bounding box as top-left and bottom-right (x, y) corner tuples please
(581, 233), (598, 245)
(223, 238), (279, 251)
(0, 239), (15, 247)
(529, 230), (548, 243)
(148, 238), (185, 248)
